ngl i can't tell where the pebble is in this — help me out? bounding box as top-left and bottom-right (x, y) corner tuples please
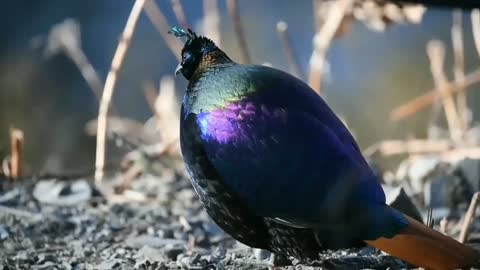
(0, 171), (418, 270)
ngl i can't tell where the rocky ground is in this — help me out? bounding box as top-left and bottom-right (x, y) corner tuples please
(0, 165), (414, 270)
(2, 145), (480, 270)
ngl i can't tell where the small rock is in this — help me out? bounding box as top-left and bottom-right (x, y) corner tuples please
(396, 156), (443, 193)
(33, 179), (92, 205)
(31, 261), (56, 270)
(424, 173), (473, 210)
(253, 249), (270, 260)
(0, 188), (21, 206)
(455, 158), (480, 190)
(384, 185), (423, 222)
(164, 245), (185, 260)
(95, 259), (120, 270)
(135, 246), (166, 263)
(126, 235), (186, 249)
(61, 261), (73, 270)
(14, 251), (30, 261)
(0, 225), (9, 240)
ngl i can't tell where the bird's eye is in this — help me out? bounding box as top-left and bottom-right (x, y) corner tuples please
(182, 52), (192, 62)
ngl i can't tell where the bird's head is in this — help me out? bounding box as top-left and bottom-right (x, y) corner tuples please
(168, 27), (230, 80)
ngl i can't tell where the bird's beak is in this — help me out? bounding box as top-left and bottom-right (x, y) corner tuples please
(175, 63), (182, 76)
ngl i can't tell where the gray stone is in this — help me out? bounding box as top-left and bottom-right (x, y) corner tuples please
(383, 185), (423, 222)
(253, 248), (271, 260)
(126, 235), (186, 249)
(33, 179), (92, 206)
(135, 246), (166, 263)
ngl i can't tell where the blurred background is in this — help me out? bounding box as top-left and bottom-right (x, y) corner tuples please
(0, 0), (478, 175)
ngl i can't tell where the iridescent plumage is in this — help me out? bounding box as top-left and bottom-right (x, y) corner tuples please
(172, 27), (479, 268)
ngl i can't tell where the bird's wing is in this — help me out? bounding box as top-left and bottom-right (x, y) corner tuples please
(196, 68), (388, 234)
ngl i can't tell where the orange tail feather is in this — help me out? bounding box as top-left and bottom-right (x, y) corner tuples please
(365, 215), (479, 270)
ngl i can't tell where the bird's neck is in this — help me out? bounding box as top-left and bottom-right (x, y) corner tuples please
(191, 50), (234, 79)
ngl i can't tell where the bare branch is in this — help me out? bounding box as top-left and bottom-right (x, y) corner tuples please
(459, 192), (480, 243)
(363, 139), (452, 158)
(309, 0), (353, 94)
(276, 21), (304, 80)
(452, 10), (469, 132)
(227, 0), (252, 64)
(203, 0), (221, 46)
(390, 68), (480, 121)
(95, 0), (146, 183)
(46, 19), (104, 102)
(472, 9), (480, 59)
(144, 0), (183, 60)
(427, 40), (462, 142)
(440, 217), (448, 235)
(171, 0), (190, 29)
(9, 128), (24, 179)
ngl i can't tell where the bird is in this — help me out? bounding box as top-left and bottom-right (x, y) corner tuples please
(169, 26), (479, 269)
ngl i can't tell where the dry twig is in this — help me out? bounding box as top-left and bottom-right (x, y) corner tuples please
(390, 68), (480, 121)
(9, 128), (24, 179)
(458, 192), (480, 243)
(227, 0), (252, 64)
(440, 217), (448, 235)
(203, 0), (221, 46)
(426, 40), (462, 142)
(472, 9), (480, 59)
(171, 0), (190, 29)
(276, 21), (304, 79)
(143, 81), (159, 114)
(309, 0), (353, 94)
(46, 19), (104, 102)
(144, 0), (183, 61)
(153, 76), (181, 155)
(451, 10), (468, 132)
(363, 139), (452, 158)
(439, 147), (480, 162)
(95, 0), (146, 183)
(0, 205), (43, 221)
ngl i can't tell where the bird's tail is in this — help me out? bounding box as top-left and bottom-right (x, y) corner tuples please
(365, 214), (479, 270)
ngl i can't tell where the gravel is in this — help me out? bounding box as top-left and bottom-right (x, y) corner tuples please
(0, 169), (442, 270)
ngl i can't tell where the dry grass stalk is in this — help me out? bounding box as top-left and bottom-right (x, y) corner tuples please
(95, 0), (147, 183)
(171, 0), (190, 29)
(426, 208), (433, 228)
(426, 40), (462, 143)
(458, 192), (480, 243)
(227, 0), (252, 64)
(9, 128), (24, 179)
(390, 68), (480, 121)
(143, 81), (159, 114)
(363, 139), (452, 158)
(472, 9), (480, 58)
(144, 0), (183, 61)
(439, 147), (480, 162)
(309, 0), (353, 94)
(440, 217), (448, 235)
(451, 10), (469, 132)
(1, 159), (10, 177)
(46, 19), (104, 102)
(276, 21), (304, 80)
(154, 76), (181, 156)
(203, 0), (221, 46)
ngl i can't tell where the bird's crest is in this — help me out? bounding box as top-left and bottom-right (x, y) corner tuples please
(168, 26), (217, 55)
(168, 26), (196, 41)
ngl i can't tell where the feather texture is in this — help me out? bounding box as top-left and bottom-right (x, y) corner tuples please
(174, 28), (480, 268)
